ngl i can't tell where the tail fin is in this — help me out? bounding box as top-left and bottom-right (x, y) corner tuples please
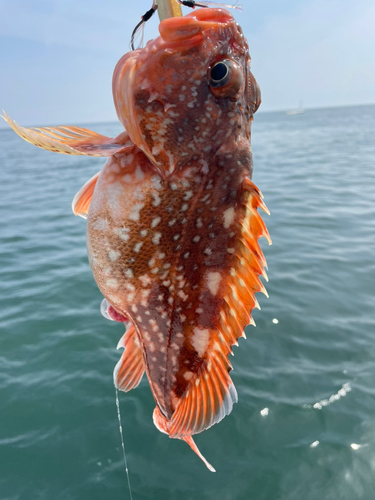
(152, 406), (216, 472)
(1, 111), (133, 157)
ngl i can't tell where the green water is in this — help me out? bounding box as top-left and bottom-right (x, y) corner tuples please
(1, 105), (375, 499)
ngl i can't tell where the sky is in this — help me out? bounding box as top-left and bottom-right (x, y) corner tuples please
(0, 0), (374, 127)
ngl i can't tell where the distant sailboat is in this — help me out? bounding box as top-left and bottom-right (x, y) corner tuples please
(286, 101), (305, 115)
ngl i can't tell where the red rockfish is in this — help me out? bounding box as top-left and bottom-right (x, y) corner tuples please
(4, 7), (271, 471)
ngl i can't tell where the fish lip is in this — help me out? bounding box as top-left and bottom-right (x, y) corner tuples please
(159, 7), (234, 43)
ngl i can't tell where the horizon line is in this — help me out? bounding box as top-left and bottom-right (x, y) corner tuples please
(0, 102), (374, 130)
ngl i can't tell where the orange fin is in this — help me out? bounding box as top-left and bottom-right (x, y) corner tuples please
(217, 179), (270, 343)
(182, 436), (216, 473)
(169, 344), (238, 439)
(72, 172), (100, 219)
(152, 407), (215, 472)
(114, 325), (145, 392)
(1, 111), (132, 157)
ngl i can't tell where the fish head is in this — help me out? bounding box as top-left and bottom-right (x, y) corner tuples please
(113, 8), (261, 177)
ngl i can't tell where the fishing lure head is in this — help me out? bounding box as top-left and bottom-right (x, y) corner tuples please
(113, 8), (261, 177)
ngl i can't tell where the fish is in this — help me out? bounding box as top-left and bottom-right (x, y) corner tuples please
(3, 7), (271, 472)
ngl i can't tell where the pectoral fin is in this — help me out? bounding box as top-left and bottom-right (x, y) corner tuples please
(72, 172), (100, 218)
(114, 324), (145, 392)
(2, 111), (132, 157)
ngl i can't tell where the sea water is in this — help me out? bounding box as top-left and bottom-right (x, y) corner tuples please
(0, 105), (374, 500)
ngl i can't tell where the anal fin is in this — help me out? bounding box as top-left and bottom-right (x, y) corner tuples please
(114, 324), (145, 392)
(169, 339), (238, 439)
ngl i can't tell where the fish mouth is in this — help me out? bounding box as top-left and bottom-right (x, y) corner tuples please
(159, 7), (233, 43)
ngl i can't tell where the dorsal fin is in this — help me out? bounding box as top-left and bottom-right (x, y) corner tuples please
(72, 172), (100, 219)
(169, 178), (270, 439)
(114, 324), (145, 392)
(1, 111), (133, 157)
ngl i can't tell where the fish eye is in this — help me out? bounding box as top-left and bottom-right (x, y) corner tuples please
(208, 59), (243, 99)
(210, 61), (229, 84)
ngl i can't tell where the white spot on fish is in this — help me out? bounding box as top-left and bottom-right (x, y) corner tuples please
(149, 319), (159, 332)
(106, 279), (118, 289)
(193, 236), (200, 243)
(152, 232), (162, 245)
(92, 218), (109, 231)
(108, 250), (120, 261)
(223, 207), (235, 228)
(191, 327), (210, 357)
(139, 274), (152, 286)
(113, 227), (130, 241)
(140, 229), (148, 237)
(178, 290), (188, 301)
(152, 216), (161, 228)
(207, 272), (221, 296)
(227, 248), (235, 254)
(133, 242), (143, 253)
(124, 268), (133, 279)
(152, 192), (161, 207)
(129, 203), (144, 222)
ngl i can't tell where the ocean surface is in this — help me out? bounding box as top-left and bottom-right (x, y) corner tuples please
(1, 104), (374, 500)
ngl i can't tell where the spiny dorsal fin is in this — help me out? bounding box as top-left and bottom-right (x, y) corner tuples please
(169, 178), (270, 439)
(2, 111), (133, 157)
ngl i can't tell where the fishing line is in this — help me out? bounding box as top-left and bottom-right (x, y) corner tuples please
(130, 0), (242, 50)
(177, 0), (243, 10)
(131, 0), (158, 50)
(115, 388), (134, 500)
